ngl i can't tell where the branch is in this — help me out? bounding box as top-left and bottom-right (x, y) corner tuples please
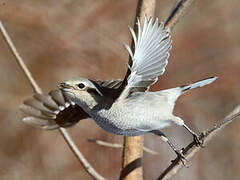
(121, 0), (197, 178)
(88, 139), (159, 155)
(165, 0), (195, 30)
(121, 0), (156, 179)
(0, 20), (105, 180)
(0, 21), (42, 94)
(59, 129), (105, 180)
(158, 106), (240, 180)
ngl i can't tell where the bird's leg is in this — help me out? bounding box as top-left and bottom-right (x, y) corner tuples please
(151, 130), (187, 166)
(182, 123), (204, 147)
(173, 116), (204, 147)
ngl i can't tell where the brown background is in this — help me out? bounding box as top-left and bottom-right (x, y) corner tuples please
(0, 0), (240, 179)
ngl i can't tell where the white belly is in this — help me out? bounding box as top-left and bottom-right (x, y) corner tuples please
(89, 94), (174, 136)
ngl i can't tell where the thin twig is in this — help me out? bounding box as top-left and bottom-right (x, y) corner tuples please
(88, 139), (159, 155)
(59, 129), (105, 180)
(0, 20), (105, 180)
(0, 21), (42, 94)
(165, 0), (195, 30)
(143, 145), (159, 155)
(158, 106), (240, 180)
(157, 1), (240, 178)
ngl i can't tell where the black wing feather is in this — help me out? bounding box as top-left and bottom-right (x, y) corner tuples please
(21, 80), (122, 129)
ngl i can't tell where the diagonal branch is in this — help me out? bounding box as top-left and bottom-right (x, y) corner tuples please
(165, 0), (195, 30)
(0, 21), (42, 94)
(0, 20), (105, 180)
(158, 106), (240, 180)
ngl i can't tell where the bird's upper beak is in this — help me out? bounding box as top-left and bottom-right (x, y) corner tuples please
(58, 82), (71, 90)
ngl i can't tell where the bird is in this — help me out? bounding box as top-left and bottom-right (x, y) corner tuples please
(21, 17), (217, 161)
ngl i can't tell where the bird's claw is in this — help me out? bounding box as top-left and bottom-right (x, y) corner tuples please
(193, 134), (204, 148)
(175, 149), (188, 167)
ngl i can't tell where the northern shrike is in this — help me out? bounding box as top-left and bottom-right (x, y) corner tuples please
(21, 17), (217, 160)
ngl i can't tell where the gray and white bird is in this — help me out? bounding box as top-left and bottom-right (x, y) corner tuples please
(21, 17), (217, 160)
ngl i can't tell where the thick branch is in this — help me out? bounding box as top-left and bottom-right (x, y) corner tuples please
(121, 0), (156, 180)
(158, 106), (240, 180)
(0, 20), (105, 180)
(121, 0), (197, 179)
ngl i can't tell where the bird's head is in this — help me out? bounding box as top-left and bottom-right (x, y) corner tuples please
(58, 77), (103, 109)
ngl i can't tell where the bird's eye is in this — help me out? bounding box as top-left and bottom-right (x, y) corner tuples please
(77, 83), (85, 89)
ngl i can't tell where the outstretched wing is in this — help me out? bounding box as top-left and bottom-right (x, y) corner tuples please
(20, 89), (87, 130)
(118, 17), (172, 99)
(21, 80), (122, 129)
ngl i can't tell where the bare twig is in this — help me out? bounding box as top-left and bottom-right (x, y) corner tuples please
(59, 129), (105, 180)
(121, 0), (156, 180)
(88, 139), (159, 155)
(156, 1), (240, 179)
(0, 20), (105, 180)
(165, 0), (195, 30)
(0, 21), (42, 94)
(158, 106), (240, 180)
(143, 145), (158, 155)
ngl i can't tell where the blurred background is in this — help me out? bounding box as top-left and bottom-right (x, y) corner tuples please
(0, 0), (239, 179)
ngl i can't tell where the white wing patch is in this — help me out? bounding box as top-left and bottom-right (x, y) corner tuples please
(119, 17), (172, 99)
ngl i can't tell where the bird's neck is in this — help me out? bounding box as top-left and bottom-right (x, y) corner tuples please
(74, 91), (105, 112)
(77, 97), (98, 110)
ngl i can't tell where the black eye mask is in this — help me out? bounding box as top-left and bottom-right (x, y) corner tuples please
(87, 89), (101, 96)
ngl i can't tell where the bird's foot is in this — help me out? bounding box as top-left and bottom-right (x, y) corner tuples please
(193, 134), (204, 148)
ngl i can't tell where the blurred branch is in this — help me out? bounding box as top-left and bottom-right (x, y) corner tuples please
(158, 106), (240, 180)
(0, 20), (105, 180)
(165, 0), (195, 30)
(88, 139), (159, 155)
(59, 129), (105, 180)
(0, 21), (42, 94)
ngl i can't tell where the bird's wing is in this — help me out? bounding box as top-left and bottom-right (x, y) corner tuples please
(20, 89), (88, 130)
(118, 17), (172, 100)
(21, 80), (122, 129)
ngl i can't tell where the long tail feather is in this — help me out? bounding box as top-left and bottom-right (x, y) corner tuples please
(181, 76), (217, 93)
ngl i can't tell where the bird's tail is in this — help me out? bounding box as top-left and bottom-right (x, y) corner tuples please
(180, 76), (217, 93)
